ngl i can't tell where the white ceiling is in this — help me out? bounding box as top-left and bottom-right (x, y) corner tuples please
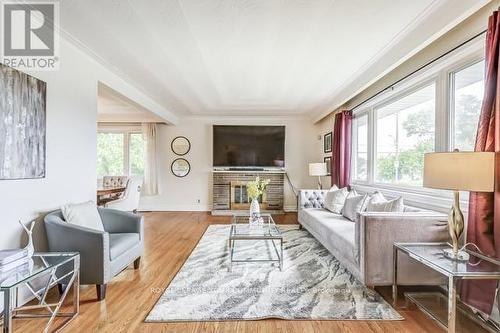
(59, 0), (489, 121)
(97, 83), (166, 123)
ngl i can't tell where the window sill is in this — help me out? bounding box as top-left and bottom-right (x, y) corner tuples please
(351, 182), (469, 214)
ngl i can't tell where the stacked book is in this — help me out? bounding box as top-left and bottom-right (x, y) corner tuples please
(0, 249), (30, 281)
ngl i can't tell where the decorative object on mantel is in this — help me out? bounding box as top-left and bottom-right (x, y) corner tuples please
(246, 177), (270, 224)
(423, 150), (495, 261)
(18, 219), (36, 258)
(309, 163), (327, 189)
(323, 156), (332, 176)
(323, 132), (332, 153)
(171, 158), (190, 177)
(171, 136), (190, 156)
(0, 64), (46, 180)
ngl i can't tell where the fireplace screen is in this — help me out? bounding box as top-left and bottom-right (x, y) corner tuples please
(230, 181), (266, 210)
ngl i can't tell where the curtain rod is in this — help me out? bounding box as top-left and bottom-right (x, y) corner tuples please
(350, 29), (487, 112)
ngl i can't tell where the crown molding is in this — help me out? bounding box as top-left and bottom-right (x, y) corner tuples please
(56, 25), (180, 125)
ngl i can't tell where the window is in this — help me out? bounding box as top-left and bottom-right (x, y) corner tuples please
(97, 133), (124, 177)
(375, 83), (435, 186)
(451, 60), (485, 151)
(353, 114), (368, 181)
(129, 133), (145, 176)
(97, 131), (145, 178)
(349, 39), (485, 202)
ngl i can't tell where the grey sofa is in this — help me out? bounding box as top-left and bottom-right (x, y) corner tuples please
(298, 189), (449, 287)
(44, 208), (144, 300)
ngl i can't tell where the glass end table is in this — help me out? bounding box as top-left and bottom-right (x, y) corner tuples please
(0, 252), (80, 333)
(229, 214), (283, 271)
(393, 242), (500, 333)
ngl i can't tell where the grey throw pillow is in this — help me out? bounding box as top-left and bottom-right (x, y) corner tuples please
(324, 187), (348, 214)
(342, 194), (369, 222)
(366, 196), (404, 212)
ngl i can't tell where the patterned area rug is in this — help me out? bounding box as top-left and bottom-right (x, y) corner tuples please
(146, 225), (402, 321)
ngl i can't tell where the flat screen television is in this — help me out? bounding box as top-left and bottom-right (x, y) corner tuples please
(213, 125), (285, 168)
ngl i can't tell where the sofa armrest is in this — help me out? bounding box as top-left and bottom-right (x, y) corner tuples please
(44, 219), (110, 284)
(298, 189), (329, 210)
(357, 212), (448, 286)
(98, 208), (144, 239)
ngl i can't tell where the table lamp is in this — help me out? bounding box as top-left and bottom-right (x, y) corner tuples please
(423, 151), (495, 260)
(309, 163), (327, 190)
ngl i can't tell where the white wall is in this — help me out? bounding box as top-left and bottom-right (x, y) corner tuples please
(0, 37), (168, 251)
(139, 116), (318, 212)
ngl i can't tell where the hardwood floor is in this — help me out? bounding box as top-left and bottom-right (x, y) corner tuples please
(12, 212), (484, 332)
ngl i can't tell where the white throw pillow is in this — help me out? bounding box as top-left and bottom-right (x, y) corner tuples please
(324, 187), (348, 214)
(61, 201), (105, 232)
(342, 194), (369, 222)
(329, 185), (339, 191)
(366, 197), (404, 212)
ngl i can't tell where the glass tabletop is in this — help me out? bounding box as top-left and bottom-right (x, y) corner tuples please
(395, 243), (500, 277)
(0, 252), (79, 289)
(231, 214), (281, 238)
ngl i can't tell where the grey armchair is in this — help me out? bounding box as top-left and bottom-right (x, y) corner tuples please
(44, 208), (144, 300)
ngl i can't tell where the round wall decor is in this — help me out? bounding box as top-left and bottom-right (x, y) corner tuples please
(171, 158), (190, 177)
(171, 136), (190, 156)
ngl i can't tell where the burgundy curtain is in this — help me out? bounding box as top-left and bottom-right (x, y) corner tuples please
(332, 110), (352, 188)
(459, 9), (500, 315)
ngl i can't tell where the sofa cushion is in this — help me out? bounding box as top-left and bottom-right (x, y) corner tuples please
(109, 233), (140, 260)
(324, 187), (348, 214)
(366, 191), (385, 206)
(367, 197), (404, 212)
(299, 208), (357, 264)
(61, 201), (104, 232)
(342, 194), (368, 222)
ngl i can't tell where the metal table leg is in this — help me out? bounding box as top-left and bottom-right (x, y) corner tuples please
(392, 245), (398, 307)
(3, 289), (12, 333)
(448, 276), (457, 333)
(280, 239), (283, 271)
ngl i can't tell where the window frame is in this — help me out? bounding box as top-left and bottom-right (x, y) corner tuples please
(447, 56), (485, 152)
(350, 38), (485, 210)
(352, 112), (370, 184)
(372, 78), (438, 188)
(97, 125), (144, 178)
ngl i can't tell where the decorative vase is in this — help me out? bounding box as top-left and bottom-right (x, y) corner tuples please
(19, 219), (36, 258)
(249, 198), (260, 223)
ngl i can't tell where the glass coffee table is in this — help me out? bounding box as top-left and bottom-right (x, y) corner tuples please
(229, 214), (283, 271)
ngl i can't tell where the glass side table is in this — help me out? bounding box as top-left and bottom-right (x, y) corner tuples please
(393, 242), (500, 333)
(0, 252), (80, 333)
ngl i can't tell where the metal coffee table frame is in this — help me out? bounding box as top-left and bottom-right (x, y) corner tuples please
(1, 252), (80, 333)
(229, 214), (283, 271)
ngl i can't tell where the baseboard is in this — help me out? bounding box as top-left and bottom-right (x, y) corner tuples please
(139, 203), (211, 212)
(140, 203), (297, 213)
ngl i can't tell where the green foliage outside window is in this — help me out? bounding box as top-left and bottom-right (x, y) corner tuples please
(97, 133), (124, 177)
(97, 132), (145, 178)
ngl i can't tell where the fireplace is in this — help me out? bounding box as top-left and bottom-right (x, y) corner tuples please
(230, 181), (268, 210)
(212, 171), (284, 214)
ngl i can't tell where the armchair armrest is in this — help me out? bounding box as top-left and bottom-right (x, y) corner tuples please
(357, 212), (448, 286)
(44, 218), (110, 284)
(98, 208), (144, 239)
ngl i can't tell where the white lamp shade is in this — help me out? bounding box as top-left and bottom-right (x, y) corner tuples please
(309, 163), (327, 176)
(423, 152), (495, 192)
